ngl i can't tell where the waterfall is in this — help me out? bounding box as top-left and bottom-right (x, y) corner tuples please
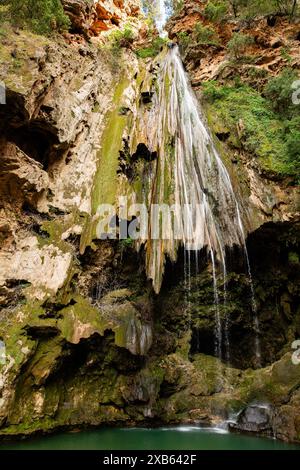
(133, 44), (261, 364)
(145, 46), (245, 287)
(154, 0), (168, 36)
(131, 2), (261, 365)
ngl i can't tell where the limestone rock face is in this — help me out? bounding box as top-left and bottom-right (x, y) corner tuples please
(0, 237), (73, 300)
(62, 0), (97, 34)
(0, 27), (122, 307)
(0, 1), (299, 445)
(0, 142), (49, 204)
(61, 0), (141, 36)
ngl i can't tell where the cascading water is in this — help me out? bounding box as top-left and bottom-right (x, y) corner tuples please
(137, 0), (261, 366)
(154, 0), (168, 36)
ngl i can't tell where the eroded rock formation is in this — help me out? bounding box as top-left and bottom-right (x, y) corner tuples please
(61, 0), (141, 35)
(0, 0), (299, 444)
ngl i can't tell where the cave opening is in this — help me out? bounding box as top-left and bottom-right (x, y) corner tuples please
(8, 124), (57, 170)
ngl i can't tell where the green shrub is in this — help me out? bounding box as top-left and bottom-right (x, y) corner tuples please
(194, 23), (218, 45)
(228, 0), (299, 20)
(111, 25), (135, 47)
(119, 237), (134, 250)
(136, 37), (166, 58)
(177, 31), (191, 50)
(204, 1), (228, 22)
(227, 33), (254, 59)
(264, 68), (300, 118)
(202, 80), (230, 101)
(202, 80), (299, 180)
(284, 117), (300, 172)
(280, 47), (292, 64)
(122, 25), (135, 42)
(1, 0), (70, 35)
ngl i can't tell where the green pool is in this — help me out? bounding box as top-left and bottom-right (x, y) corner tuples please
(0, 426), (299, 450)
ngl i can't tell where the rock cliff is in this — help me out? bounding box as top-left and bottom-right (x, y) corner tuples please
(0, 0), (299, 444)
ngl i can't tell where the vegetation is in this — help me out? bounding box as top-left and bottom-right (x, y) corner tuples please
(136, 37), (166, 58)
(181, 0), (300, 21)
(264, 68), (300, 118)
(110, 25), (135, 50)
(177, 31), (192, 50)
(204, 1), (228, 22)
(105, 25), (136, 71)
(202, 69), (300, 180)
(194, 22), (219, 45)
(227, 0), (299, 19)
(227, 33), (254, 59)
(1, 0), (70, 35)
(166, 0), (184, 14)
(176, 22), (219, 50)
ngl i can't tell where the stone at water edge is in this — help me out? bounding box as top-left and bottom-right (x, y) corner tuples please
(229, 404), (274, 435)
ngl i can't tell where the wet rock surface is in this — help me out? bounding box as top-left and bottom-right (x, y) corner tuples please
(0, 1), (299, 445)
(230, 405), (273, 434)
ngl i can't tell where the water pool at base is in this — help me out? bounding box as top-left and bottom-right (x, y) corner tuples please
(0, 427), (299, 450)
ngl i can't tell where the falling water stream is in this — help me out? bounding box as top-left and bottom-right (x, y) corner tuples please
(142, 1), (261, 366)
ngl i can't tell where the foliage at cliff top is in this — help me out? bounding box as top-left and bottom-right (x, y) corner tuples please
(202, 0), (299, 21)
(0, 0), (70, 35)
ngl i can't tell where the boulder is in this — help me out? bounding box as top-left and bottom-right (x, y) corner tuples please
(230, 404), (274, 434)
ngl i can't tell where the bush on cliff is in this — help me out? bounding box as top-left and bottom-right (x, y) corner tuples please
(264, 68), (300, 119)
(227, 0), (298, 19)
(204, 1), (228, 22)
(202, 79), (300, 180)
(1, 0), (70, 35)
(227, 33), (254, 60)
(194, 23), (219, 45)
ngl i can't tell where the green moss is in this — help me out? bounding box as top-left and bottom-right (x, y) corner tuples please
(92, 79), (129, 213)
(289, 252), (299, 264)
(26, 337), (63, 386)
(57, 295), (109, 344)
(79, 213), (98, 255)
(0, 24), (49, 94)
(202, 80), (299, 180)
(0, 418), (58, 437)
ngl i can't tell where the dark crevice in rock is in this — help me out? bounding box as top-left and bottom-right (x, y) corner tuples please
(39, 299), (77, 319)
(141, 91), (154, 104)
(216, 131), (231, 142)
(267, 15), (277, 27)
(7, 124), (58, 170)
(0, 279), (29, 311)
(156, 222), (300, 370)
(22, 202), (51, 220)
(132, 143), (157, 163)
(30, 223), (50, 239)
(118, 141), (157, 181)
(25, 325), (59, 339)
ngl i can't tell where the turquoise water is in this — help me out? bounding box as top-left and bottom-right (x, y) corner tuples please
(0, 427), (299, 450)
